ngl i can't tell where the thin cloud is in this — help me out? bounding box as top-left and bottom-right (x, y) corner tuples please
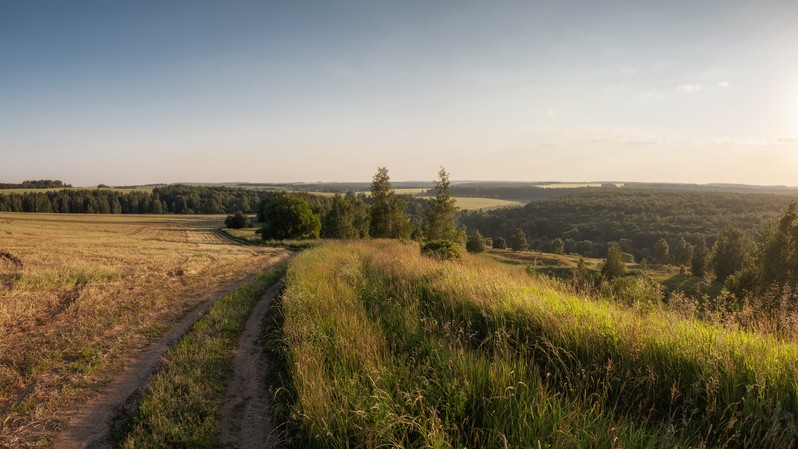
(718, 81), (730, 88)
(677, 84), (701, 93)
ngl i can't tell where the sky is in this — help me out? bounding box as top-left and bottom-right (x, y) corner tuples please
(1, 1), (797, 186)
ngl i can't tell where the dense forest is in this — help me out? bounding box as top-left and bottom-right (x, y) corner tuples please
(460, 188), (798, 261)
(0, 185), (303, 215)
(433, 182), (798, 203)
(0, 184), (429, 225)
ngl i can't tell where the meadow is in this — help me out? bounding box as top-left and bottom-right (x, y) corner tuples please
(270, 240), (798, 448)
(0, 213), (287, 447)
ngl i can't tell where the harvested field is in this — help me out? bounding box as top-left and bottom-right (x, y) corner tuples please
(0, 213), (288, 448)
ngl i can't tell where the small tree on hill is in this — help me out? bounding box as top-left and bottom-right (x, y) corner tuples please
(601, 242), (626, 280)
(369, 167), (410, 239)
(550, 238), (565, 254)
(493, 236), (507, 249)
(259, 193), (321, 240)
(653, 238), (670, 265)
(511, 228), (528, 251)
(423, 167), (460, 242)
(466, 228), (486, 253)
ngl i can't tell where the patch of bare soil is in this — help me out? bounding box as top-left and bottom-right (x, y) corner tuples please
(219, 280), (283, 449)
(53, 273), (263, 449)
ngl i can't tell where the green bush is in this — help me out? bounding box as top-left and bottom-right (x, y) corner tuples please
(421, 240), (462, 260)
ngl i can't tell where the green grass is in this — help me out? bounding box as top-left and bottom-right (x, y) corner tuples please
(116, 266), (285, 448)
(219, 227), (320, 251)
(269, 240), (798, 448)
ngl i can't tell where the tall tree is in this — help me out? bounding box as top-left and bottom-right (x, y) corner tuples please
(691, 234), (709, 278)
(673, 236), (693, 266)
(760, 202), (798, 291)
(601, 242), (626, 280)
(423, 167), (460, 242)
(652, 238), (670, 265)
(369, 167), (409, 239)
(711, 226), (752, 282)
(511, 228), (528, 251)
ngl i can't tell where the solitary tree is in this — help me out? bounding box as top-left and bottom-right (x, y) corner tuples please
(652, 238), (670, 265)
(369, 167), (410, 239)
(423, 167), (460, 242)
(259, 193), (321, 240)
(601, 242), (626, 280)
(511, 228), (528, 251)
(550, 238), (565, 254)
(691, 234), (709, 278)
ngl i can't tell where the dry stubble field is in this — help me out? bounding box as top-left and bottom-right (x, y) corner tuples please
(0, 213), (288, 447)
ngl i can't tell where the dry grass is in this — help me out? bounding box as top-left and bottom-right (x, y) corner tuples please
(0, 213), (288, 448)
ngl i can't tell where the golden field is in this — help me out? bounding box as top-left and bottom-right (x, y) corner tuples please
(0, 213), (288, 447)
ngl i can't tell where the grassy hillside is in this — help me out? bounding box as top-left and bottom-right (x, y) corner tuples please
(269, 240), (798, 448)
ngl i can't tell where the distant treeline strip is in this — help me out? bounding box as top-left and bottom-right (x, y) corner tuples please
(0, 185), (320, 215)
(0, 180), (71, 189)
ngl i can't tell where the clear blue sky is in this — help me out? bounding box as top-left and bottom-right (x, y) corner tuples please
(1, 1), (796, 186)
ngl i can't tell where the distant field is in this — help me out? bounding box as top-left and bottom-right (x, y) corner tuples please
(306, 189), (524, 210)
(536, 182), (623, 188)
(0, 213), (287, 446)
(0, 186), (153, 194)
(451, 196), (524, 210)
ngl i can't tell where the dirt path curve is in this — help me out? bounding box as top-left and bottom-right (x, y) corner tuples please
(54, 272), (271, 449)
(219, 279), (283, 449)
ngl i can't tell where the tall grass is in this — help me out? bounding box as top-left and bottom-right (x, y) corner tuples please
(270, 240), (798, 448)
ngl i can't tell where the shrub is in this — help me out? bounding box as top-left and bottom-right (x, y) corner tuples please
(466, 229), (486, 253)
(224, 211), (251, 229)
(421, 240), (462, 260)
(493, 236), (507, 249)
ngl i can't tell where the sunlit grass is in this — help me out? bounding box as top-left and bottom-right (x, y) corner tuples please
(270, 240), (798, 448)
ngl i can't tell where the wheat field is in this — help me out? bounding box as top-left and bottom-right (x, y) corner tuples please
(0, 213), (288, 448)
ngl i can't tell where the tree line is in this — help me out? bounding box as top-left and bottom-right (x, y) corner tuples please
(250, 167), (467, 259)
(0, 180), (72, 189)
(0, 185), (325, 215)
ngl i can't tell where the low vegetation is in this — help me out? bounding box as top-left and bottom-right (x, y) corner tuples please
(117, 266), (286, 448)
(269, 240), (798, 448)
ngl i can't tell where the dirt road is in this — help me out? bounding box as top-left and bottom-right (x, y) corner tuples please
(219, 280), (283, 449)
(53, 266), (286, 449)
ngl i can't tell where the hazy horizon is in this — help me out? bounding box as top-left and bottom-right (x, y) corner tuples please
(2, 1), (796, 186)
